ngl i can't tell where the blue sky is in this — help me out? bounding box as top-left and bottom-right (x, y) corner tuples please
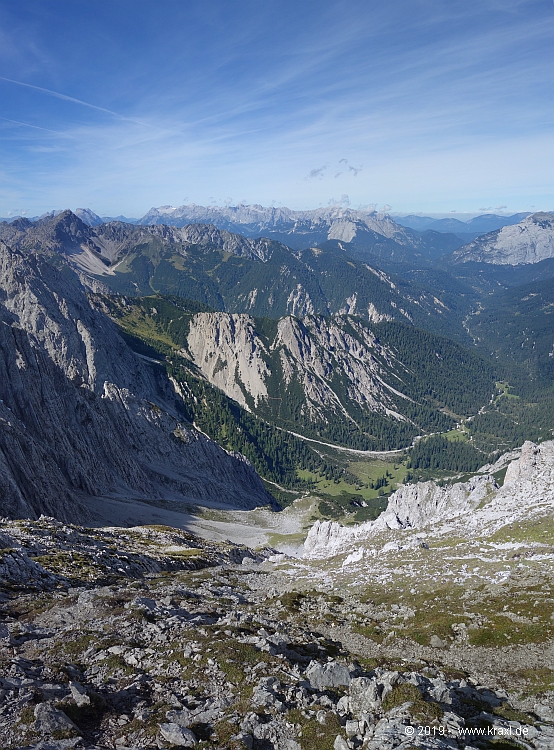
(0, 0), (553, 217)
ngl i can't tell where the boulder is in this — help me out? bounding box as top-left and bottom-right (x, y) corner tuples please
(306, 661), (351, 690)
(159, 722), (197, 747)
(33, 703), (80, 735)
(349, 677), (382, 715)
(68, 681), (90, 707)
(165, 707), (193, 727)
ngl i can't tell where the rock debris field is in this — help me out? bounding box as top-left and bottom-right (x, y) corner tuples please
(1, 516), (554, 750)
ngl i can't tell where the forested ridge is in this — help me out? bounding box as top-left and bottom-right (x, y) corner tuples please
(98, 237), (472, 340)
(101, 277), (554, 497)
(105, 295), (496, 449)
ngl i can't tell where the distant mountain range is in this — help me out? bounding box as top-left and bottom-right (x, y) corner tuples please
(452, 212), (554, 265)
(103, 203), (465, 258)
(2, 203), (497, 257)
(394, 211), (531, 242)
(0, 204), (536, 243)
(4, 203), (544, 264)
(0, 210), (473, 339)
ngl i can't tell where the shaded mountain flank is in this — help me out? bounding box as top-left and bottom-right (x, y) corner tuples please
(0, 242), (275, 522)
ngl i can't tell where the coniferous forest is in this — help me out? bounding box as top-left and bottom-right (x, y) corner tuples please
(104, 283), (554, 502)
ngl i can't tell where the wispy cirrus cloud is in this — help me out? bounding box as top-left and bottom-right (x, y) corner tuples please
(0, 0), (552, 215)
(0, 76), (125, 117)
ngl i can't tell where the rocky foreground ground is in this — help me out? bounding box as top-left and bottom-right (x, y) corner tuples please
(1, 517), (554, 750)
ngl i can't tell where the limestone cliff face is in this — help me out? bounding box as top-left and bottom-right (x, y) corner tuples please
(186, 313), (270, 410)
(0, 243), (274, 522)
(503, 440), (541, 483)
(272, 315), (404, 420)
(380, 475), (496, 530)
(453, 213), (554, 265)
(304, 440), (554, 558)
(185, 311), (407, 423)
(303, 475), (496, 558)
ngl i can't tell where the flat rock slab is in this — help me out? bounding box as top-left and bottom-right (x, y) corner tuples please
(159, 722), (197, 746)
(306, 660), (351, 690)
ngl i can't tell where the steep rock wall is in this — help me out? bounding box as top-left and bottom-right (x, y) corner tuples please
(186, 311), (405, 424)
(0, 243), (274, 522)
(186, 313), (270, 410)
(453, 213), (554, 265)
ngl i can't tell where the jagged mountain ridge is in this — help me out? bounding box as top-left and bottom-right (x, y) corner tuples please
(139, 203), (414, 240)
(111, 296), (495, 450)
(74, 207), (105, 226)
(0, 210), (280, 268)
(452, 212), (554, 265)
(137, 202), (465, 259)
(4, 203), (462, 262)
(0, 211), (473, 340)
(0, 241), (275, 522)
(9, 204), (528, 243)
(0, 208), (442, 268)
(304, 439), (554, 559)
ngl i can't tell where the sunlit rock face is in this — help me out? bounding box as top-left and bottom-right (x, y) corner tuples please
(303, 440), (554, 559)
(453, 213), (554, 265)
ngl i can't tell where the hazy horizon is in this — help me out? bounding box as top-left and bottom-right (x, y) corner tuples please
(0, 202), (542, 224)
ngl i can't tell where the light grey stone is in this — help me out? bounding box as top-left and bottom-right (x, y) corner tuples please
(252, 718), (301, 750)
(159, 722), (197, 747)
(306, 661), (351, 690)
(349, 677), (381, 716)
(333, 736), (349, 750)
(534, 703), (554, 722)
(69, 681), (90, 707)
(25, 740), (83, 750)
(165, 707), (192, 727)
(345, 719), (360, 737)
(337, 695), (350, 715)
(453, 213), (554, 266)
(33, 703), (80, 735)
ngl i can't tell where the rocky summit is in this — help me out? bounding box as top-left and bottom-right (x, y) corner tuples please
(452, 213), (554, 265)
(2, 513), (554, 750)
